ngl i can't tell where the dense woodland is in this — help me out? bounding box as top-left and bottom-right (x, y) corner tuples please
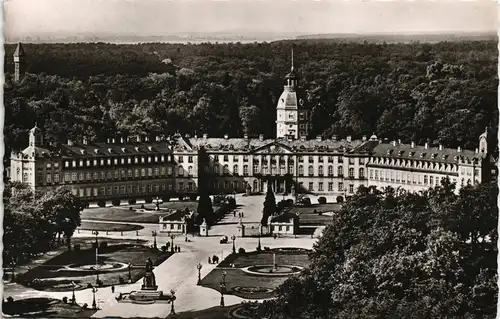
(4, 40), (498, 164)
(251, 181), (498, 318)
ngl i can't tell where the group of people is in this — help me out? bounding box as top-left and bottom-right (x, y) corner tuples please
(165, 242), (181, 252)
(208, 255), (220, 264)
(233, 211), (245, 218)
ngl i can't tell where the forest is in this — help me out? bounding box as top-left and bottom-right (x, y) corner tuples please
(4, 40), (498, 166)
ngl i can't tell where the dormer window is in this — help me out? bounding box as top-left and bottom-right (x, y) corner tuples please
(80, 150), (86, 155)
(420, 152), (426, 158)
(94, 149), (99, 154)
(127, 157), (131, 164)
(120, 158), (125, 164)
(121, 148), (127, 153)
(431, 154), (437, 159)
(454, 156), (458, 161)
(148, 146), (153, 151)
(108, 148), (112, 154)
(442, 155), (448, 160)
(398, 151), (404, 156)
(409, 151), (415, 157)
(135, 147), (140, 152)
(386, 149), (392, 155)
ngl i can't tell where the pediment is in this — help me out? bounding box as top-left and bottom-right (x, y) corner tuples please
(252, 142), (292, 154)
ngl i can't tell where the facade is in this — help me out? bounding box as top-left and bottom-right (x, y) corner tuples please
(269, 212), (299, 236)
(158, 209), (192, 234)
(9, 46), (497, 202)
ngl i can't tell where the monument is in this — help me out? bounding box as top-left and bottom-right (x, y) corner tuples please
(141, 257), (158, 290)
(117, 257), (174, 304)
(199, 218), (208, 237)
(237, 218), (246, 237)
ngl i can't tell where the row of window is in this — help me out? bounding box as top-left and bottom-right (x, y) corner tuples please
(57, 166), (194, 184)
(369, 169), (458, 186)
(71, 182), (196, 198)
(211, 155), (363, 165)
(62, 154), (191, 168)
(209, 164), (364, 178)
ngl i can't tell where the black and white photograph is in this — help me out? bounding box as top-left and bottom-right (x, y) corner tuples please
(2, 0), (498, 318)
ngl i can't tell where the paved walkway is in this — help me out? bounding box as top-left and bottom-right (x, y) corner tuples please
(3, 194), (318, 318)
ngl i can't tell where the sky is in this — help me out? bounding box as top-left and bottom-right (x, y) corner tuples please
(3, 0), (498, 39)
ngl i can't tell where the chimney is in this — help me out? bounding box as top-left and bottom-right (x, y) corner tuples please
(259, 134), (264, 141)
(224, 134), (229, 139)
(362, 135), (367, 142)
(411, 141), (415, 148)
(67, 139), (74, 146)
(457, 146), (462, 153)
(425, 143), (428, 149)
(316, 135), (322, 141)
(392, 140), (396, 146)
(332, 135), (338, 141)
(347, 136), (352, 143)
(203, 133), (208, 139)
(439, 145), (443, 151)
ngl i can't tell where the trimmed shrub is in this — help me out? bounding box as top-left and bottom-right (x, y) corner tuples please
(256, 246), (262, 251)
(264, 247), (270, 251)
(161, 245), (167, 252)
(238, 247), (246, 254)
(97, 200), (106, 207)
(144, 197), (153, 204)
(318, 196), (327, 204)
(128, 199), (136, 205)
(178, 195), (185, 201)
(129, 207), (133, 210)
(83, 303), (88, 309)
(99, 242), (108, 250)
(111, 199), (121, 206)
(336, 196), (344, 203)
(189, 194), (197, 201)
(62, 297), (68, 304)
(162, 196), (170, 202)
(74, 244), (81, 251)
(119, 276), (125, 284)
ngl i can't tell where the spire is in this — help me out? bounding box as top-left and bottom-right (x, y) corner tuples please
(13, 42), (25, 58)
(291, 47), (294, 71)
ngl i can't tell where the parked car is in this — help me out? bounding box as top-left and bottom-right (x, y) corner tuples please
(220, 236), (228, 244)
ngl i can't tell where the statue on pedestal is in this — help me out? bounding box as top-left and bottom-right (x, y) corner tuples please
(142, 257), (158, 290)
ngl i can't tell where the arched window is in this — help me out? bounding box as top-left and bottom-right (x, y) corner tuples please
(188, 166), (193, 176)
(233, 165), (238, 175)
(308, 165), (314, 176)
(243, 165), (248, 176)
(337, 166), (343, 176)
(348, 168), (354, 178)
(298, 165), (304, 176)
(223, 164), (229, 175)
(253, 180), (258, 192)
(358, 168), (364, 179)
(178, 166), (184, 176)
(328, 166), (333, 176)
(214, 165), (219, 174)
(288, 164), (294, 174)
(141, 169), (146, 177)
(318, 165), (324, 176)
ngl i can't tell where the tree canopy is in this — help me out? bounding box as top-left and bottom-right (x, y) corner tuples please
(253, 181), (498, 318)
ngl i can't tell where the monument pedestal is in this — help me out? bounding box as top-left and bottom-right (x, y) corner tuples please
(199, 219), (208, 237)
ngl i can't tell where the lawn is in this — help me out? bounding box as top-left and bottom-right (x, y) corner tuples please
(16, 238), (173, 292)
(166, 304), (252, 319)
(2, 298), (97, 318)
(289, 203), (341, 226)
(81, 201), (220, 224)
(79, 221), (144, 232)
(199, 249), (310, 299)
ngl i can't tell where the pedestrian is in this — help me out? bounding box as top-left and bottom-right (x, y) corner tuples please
(111, 284), (115, 293)
(208, 257), (212, 264)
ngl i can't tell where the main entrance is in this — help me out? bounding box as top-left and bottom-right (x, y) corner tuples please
(253, 175), (294, 193)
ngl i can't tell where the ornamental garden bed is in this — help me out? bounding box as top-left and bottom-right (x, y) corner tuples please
(2, 297), (97, 318)
(15, 239), (173, 292)
(289, 203), (342, 226)
(79, 221), (144, 232)
(199, 249), (310, 299)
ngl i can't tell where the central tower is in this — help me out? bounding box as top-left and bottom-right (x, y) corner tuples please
(275, 49), (308, 139)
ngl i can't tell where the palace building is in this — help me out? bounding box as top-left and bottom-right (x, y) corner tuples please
(9, 45), (497, 202)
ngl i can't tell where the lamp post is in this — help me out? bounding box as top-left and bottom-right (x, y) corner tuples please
(71, 281), (76, 305)
(92, 230), (100, 284)
(220, 271), (227, 307)
(152, 230), (158, 250)
(197, 263), (202, 285)
(91, 286), (98, 310)
(231, 235), (236, 254)
(257, 233), (262, 250)
(128, 263), (132, 282)
(170, 234), (175, 253)
(169, 289), (176, 315)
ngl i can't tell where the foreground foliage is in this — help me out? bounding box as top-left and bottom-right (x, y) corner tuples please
(3, 183), (85, 267)
(253, 181), (498, 318)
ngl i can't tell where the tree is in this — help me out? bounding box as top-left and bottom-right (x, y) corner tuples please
(196, 192), (214, 226)
(261, 184), (276, 226)
(255, 182), (498, 319)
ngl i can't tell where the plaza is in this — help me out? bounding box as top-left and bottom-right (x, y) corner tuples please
(3, 193), (318, 318)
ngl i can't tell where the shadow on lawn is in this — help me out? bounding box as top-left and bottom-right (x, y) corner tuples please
(2, 297), (97, 318)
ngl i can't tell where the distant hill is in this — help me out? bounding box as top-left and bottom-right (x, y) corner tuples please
(295, 32), (498, 43)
